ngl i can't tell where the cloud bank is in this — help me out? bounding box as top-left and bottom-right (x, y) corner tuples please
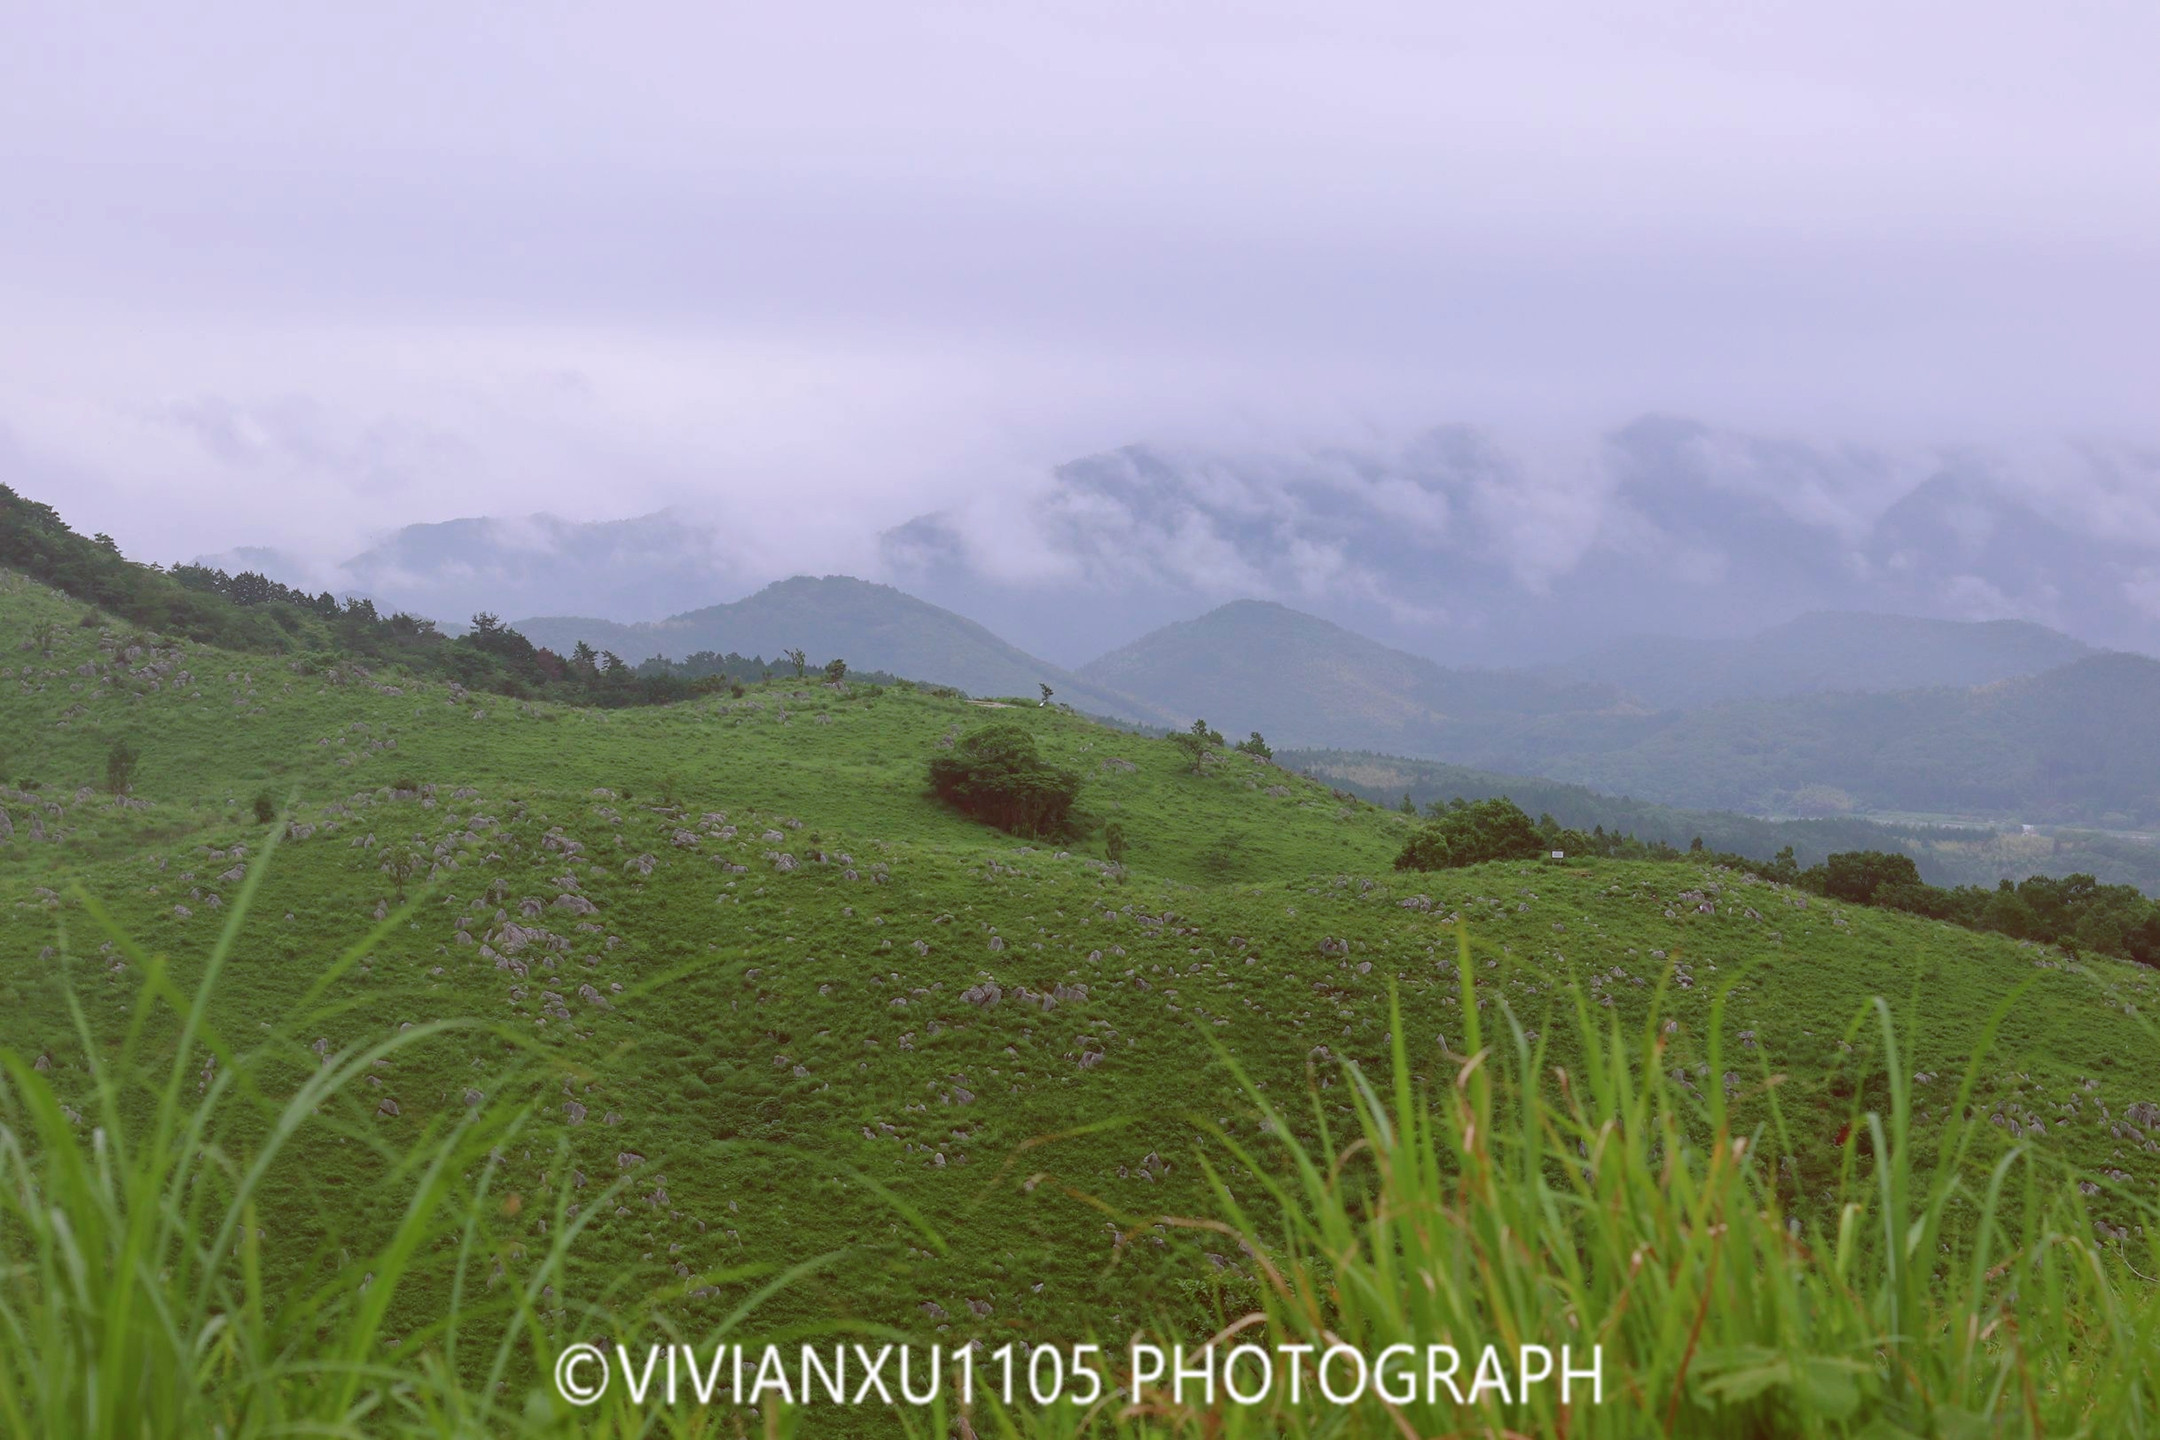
(0, 1), (2153, 648)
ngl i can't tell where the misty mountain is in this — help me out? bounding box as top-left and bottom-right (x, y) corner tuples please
(192, 418), (2160, 672)
(197, 509), (743, 627)
(1076, 600), (1628, 752)
(884, 417), (2160, 666)
(510, 575), (1161, 721)
(1543, 611), (2094, 710)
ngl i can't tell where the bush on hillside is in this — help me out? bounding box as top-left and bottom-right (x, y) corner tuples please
(1394, 796), (1547, 870)
(1167, 718), (1227, 773)
(1818, 849), (1923, 904)
(928, 724), (1080, 838)
(104, 738), (139, 795)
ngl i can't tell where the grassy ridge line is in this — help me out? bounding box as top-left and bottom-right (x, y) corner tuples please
(0, 565), (1402, 886)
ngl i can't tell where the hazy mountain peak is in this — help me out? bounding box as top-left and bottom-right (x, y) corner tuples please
(511, 573), (1162, 722)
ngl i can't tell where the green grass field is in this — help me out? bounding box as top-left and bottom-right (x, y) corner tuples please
(4, 566), (2158, 1436)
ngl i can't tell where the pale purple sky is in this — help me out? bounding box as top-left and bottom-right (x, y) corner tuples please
(2, 0), (2155, 570)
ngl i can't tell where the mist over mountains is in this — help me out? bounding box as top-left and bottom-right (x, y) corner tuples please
(885, 417), (2160, 665)
(1538, 611), (2093, 711)
(200, 416), (2160, 669)
(196, 508), (746, 629)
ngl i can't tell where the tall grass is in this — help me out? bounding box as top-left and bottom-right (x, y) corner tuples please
(4, 842), (2154, 1437)
(1014, 934), (2160, 1438)
(0, 830), (806, 1438)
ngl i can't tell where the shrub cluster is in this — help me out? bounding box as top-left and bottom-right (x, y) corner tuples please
(928, 724), (1080, 838)
(1393, 797), (1549, 869)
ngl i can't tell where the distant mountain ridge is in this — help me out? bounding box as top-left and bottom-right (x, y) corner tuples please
(505, 584), (2155, 826)
(1076, 599), (1628, 751)
(511, 576), (1164, 722)
(1079, 600), (2160, 827)
(1543, 611), (2095, 710)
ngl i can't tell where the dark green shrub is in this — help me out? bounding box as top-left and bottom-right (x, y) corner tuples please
(1394, 797), (1545, 871)
(104, 739), (139, 796)
(252, 791), (276, 825)
(1818, 850), (1923, 905)
(928, 724), (1080, 838)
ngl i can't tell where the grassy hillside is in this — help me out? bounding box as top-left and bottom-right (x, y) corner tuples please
(1288, 747), (2160, 893)
(513, 575), (1163, 723)
(5, 565), (2158, 1433)
(1541, 610), (2096, 710)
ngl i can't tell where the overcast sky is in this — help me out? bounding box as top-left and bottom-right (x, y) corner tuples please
(3, 0), (2155, 569)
